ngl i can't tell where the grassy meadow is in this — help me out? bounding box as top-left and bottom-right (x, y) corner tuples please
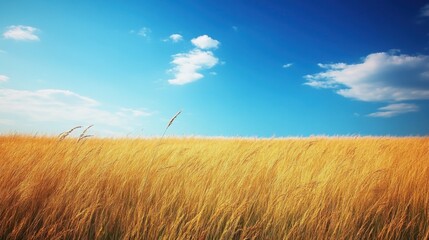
(0, 135), (428, 239)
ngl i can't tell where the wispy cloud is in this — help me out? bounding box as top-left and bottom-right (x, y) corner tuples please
(0, 119), (14, 126)
(117, 108), (152, 117)
(305, 51), (429, 117)
(421, 4), (429, 17)
(169, 34), (183, 42)
(0, 75), (9, 82)
(368, 103), (419, 118)
(3, 25), (40, 41)
(0, 88), (152, 134)
(282, 63), (293, 68)
(131, 27), (151, 38)
(191, 35), (220, 49)
(168, 35), (220, 85)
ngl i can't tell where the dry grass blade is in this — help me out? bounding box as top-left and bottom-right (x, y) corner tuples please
(167, 111), (181, 129)
(77, 135), (94, 142)
(79, 125), (93, 139)
(78, 125), (94, 142)
(58, 126), (82, 140)
(163, 110), (181, 137)
(142, 110), (182, 192)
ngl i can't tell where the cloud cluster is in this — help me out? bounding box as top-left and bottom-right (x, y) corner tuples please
(0, 88), (151, 133)
(305, 51), (429, 117)
(168, 35), (220, 85)
(3, 25), (40, 41)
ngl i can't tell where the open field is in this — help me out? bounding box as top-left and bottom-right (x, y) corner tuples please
(0, 135), (428, 239)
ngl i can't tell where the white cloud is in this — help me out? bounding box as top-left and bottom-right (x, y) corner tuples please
(169, 34), (183, 42)
(138, 27), (151, 38)
(167, 35), (221, 85)
(421, 4), (429, 17)
(0, 88), (151, 134)
(168, 49), (219, 85)
(0, 75), (9, 82)
(3, 25), (40, 41)
(305, 51), (429, 117)
(232, 26), (238, 31)
(368, 103), (419, 118)
(283, 63), (293, 68)
(304, 52), (429, 102)
(191, 35), (220, 49)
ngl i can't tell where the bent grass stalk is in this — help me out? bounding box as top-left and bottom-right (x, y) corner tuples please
(58, 126), (82, 140)
(162, 110), (181, 137)
(141, 110), (182, 191)
(78, 125), (94, 142)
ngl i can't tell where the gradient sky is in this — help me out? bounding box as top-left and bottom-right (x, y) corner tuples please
(1, 0), (429, 137)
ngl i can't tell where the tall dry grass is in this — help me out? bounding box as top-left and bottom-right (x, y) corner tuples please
(0, 136), (428, 239)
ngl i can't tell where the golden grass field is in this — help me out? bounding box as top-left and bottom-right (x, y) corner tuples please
(0, 135), (428, 239)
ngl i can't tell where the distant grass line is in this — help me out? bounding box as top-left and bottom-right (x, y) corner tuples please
(0, 136), (428, 239)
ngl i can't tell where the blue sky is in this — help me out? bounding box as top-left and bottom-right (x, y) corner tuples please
(1, 0), (429, 137)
